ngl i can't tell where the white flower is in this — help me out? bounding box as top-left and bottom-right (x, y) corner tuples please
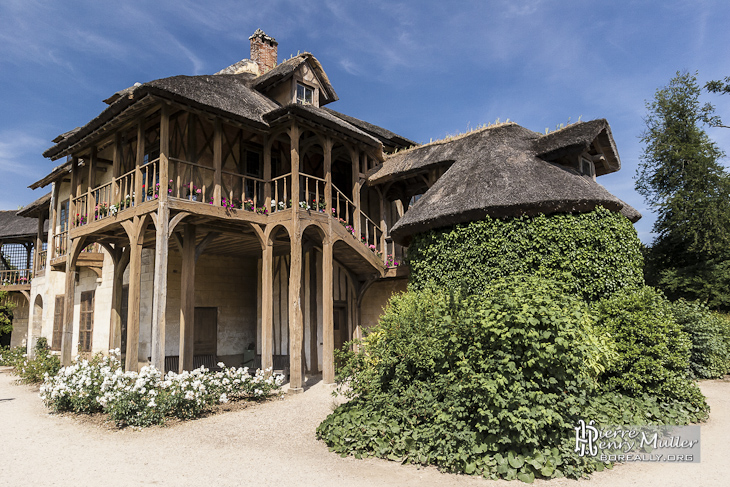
(219, 393), (228, 403)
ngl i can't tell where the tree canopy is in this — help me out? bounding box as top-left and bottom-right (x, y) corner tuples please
(637, 71), (730, 309)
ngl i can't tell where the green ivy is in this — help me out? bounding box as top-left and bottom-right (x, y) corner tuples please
(670, 299), (730, 379)
(591, 286), (708, 418)
(318, 278), (610, 481)
(406, 207), (644, 302)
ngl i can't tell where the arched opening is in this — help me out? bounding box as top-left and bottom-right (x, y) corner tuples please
(31, 294), (43, 352)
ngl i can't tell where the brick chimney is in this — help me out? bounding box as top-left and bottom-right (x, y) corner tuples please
(249, 29), (278, 75)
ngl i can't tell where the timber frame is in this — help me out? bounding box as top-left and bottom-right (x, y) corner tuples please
(30, 53), (412, 390)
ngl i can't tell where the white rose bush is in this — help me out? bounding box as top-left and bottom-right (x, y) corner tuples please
(40, 350), (285, 427)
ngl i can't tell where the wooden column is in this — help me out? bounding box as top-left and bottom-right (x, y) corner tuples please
(288, 227), (304, 392)
(112, 133), (122, 206)
(213, 118), (222, 206)
(351, 150), (361, 238)
(50, 181), (59, 259)
(261, 236), (274, 373)
(150, 203), (170, 373)
(263, 136), (272, 212)
(134, 120), (145, 207)
(124, 216), (145, 372)
(308, 250), (318, 373)
(322, 237), (334, 384)
(108, 248), (128, 351)
(290, 122), (300, 212)
(60, 253), (76, 366)
(159, 106), (170, 203)
(179, 224), (196, 372)
(88, 146), (97, 220)
(324, 138), (333, 212)
(380, 192), (388, 264)
(69, 157), (78, 235)
(34, 214), (44, 273)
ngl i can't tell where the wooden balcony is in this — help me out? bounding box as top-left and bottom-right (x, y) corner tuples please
(68, 158), (397, 273)
(0, 269), (32, 291)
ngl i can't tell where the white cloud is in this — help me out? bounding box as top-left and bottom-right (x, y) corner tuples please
(0, 132), (46, 177)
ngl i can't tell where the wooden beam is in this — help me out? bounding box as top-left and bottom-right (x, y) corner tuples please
(159, 105), (170, 203)
(122, 215), (146, 372)
(322, 237), (334, 384)
(179, 223), (196, 372)
(134, 120), (145, 208)
(288, 226), (304, 392)
(290, 122), (300, 212)
(213, 118), (222, 207)
(109, 247), (130, 351)
(324, 137), (333, 213)
(261, 236), (274, 374)
(112, 133), (122, 206)
(194, 231), (219, 263)
(150, 202), (170, 373)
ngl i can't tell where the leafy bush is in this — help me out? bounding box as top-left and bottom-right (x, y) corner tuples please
(13, 341), (60, 384)
(41, 351), (285, 427)
(318, 277), (609, 481)
(407, 207), (644, 302)
(591, 286), (708, 419)
(671, 300), (730, 379)
(0, 345), (25, 367)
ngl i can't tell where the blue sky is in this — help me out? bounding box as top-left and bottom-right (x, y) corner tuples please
(2, 0), (729, 243)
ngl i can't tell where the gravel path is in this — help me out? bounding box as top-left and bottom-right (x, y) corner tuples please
(1, 368), (728, 487)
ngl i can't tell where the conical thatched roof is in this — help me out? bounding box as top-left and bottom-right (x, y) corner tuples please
(380, 121), (639, 245)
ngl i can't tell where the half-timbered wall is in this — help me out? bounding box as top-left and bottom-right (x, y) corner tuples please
(256, 248), (355, 372)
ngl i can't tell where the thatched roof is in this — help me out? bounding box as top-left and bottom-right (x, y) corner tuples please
(322, 108), (415, 150)
(263, 103), (383, 149)
(44, 73), (278, 160)
(382, 121), (640, 245)
(533, 119), (620, 176)
(16, 192), (51, 218)
(0, 210), (46, 241)
(252, 53), (338, 106)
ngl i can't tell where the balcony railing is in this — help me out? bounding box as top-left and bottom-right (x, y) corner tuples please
(66, 158), (394, 266)
(1, 269), (31, 287)
(54, 231), (68, 259)
(36, 250), (47, 272)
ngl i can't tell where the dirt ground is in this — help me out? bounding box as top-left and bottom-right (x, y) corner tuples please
(1, 368), (728, 487)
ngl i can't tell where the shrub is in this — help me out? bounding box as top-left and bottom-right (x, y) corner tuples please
(671, 300), (730, 379)
(318, 277), (609, 481)
(41, 352), (285, 427)
(592, 286), (708, 418)
(0, 345), (25, 367)
(14, 343), (60, 384)
(40, 352), (119, 413)
(406, 207), (644, 302)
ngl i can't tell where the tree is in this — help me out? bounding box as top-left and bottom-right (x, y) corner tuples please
(704, 77), (730, 128)
(636, 71), (730, 309)
(0, 290), (14, 341)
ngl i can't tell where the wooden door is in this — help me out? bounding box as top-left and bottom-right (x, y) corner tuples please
(52, 295), (64, 351)
(333, 305), (347, 352)
(194, 307), (217, 355)
(78, 291), (95, 353)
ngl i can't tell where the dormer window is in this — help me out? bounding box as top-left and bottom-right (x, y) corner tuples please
(296, 83), (314, 105)
(580, 157), (595, 178)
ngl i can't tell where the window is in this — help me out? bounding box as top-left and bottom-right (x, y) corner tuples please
(296, 83), (314, 105)
(52, 295), (64, 351)
(59, 200), (69, 233)
(580, 157), (595, 178)
(78, 291), (95, 353)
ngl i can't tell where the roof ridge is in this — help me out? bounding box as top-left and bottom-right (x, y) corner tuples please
(386, 121), (518, 158)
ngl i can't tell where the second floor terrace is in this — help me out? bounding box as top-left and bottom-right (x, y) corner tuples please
(37, 99), (411, 275)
